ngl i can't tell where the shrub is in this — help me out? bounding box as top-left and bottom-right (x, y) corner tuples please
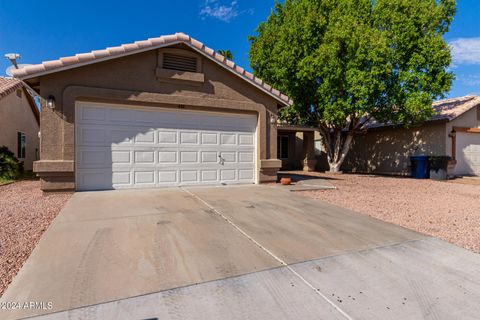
(0, 146), (23, 180)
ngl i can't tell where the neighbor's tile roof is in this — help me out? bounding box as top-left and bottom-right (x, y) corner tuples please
(12, 32), (291, 105)
(364, 95), (480, 129)
(430, 95), (480, 121)
(0, 77), (24, 99)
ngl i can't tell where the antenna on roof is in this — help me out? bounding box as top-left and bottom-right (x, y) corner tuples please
(5, 53), (21, 69)
(4, 53), (31, 77)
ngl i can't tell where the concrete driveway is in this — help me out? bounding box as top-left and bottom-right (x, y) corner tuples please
(1, 185), (480, 319)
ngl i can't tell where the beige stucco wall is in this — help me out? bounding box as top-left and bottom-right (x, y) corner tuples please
(0, 89), (39, 170)
(31, 44), (282, 190)
(342, 123), (447, 175)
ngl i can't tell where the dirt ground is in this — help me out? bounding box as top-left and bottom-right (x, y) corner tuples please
(0, 180), (72, 296)
(297, 172), (480, 254)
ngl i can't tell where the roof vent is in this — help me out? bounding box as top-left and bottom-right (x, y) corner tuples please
(162, 53), (197, 72)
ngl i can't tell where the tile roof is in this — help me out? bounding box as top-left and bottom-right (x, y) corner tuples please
(364, 95), (480, 129)
(0, 77), (24, 99)
(12, 32), (292, 105)
(431, 95), (480, 121)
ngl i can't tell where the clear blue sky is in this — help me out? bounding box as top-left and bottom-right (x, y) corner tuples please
(1, 0), (479, 99)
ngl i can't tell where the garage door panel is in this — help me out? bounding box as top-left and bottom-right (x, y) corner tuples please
(134, 130), (156, 144)
(239, 133), (254, 146)
(134, 171), (155, 185)
(239, 169), (255, 180)
(220, 152), (236, 163)
(112, 151), (131, 164)
(77, 169), (113, 190)
(80, 150), (107, 165)
(76, 102), (256, 190)
(158, 151), (178, 164)
(134, 151), (155, 164)
(78, 106), (106, 123)
(179, 132), (199, 145)
(201, 170), (218, 182)
(201, 151), (218, 163)
(201, 133), (218, 145)
(78, 128), (106, 145)
(112, 171), (131, 185)
(180, 170), (198, 183)
(220, 133), (236, 145)
(239, 151), (254, 163)
(158, 131), (178, 144)
(77, 147), (110, 167)
(220, 169), (236, 181)
(455, 132), (480, 176)
(158, 171), (178, 184)
(180, 151), (199, 163)
(110, 130), (135, 146)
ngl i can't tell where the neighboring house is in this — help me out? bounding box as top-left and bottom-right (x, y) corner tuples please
(279, 95), (480, 176)
(343, 95), (480, 176)
(0, 77), (39, 171)
(12, 33), (290, 191)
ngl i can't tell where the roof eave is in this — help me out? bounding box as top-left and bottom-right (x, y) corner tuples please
(13, 38), (291, 107)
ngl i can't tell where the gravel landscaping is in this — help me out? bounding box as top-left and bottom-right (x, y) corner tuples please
(0, 180), (71, 296)
(297, 172), (480, 254)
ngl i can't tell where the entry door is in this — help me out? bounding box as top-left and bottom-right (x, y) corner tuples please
(75, 102), (257, 190)
(455, 132), (480, 176)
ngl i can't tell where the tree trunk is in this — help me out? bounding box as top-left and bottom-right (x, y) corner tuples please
(319, 127), (354, 173)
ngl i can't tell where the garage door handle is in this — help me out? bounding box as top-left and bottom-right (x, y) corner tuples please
(218, 155), (225, 165)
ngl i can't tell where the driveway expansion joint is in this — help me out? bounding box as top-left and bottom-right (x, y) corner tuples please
(181, 187), (354, 320)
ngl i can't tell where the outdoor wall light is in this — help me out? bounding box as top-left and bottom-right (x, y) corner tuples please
(46, 96), (55, 109)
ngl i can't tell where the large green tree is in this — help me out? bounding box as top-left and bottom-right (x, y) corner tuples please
(249, 0), (456, 172)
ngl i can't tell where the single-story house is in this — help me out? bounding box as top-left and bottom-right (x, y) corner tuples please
(343, 95), (480, 176)
(0, 77), (39, 170)
(277, 95), (480, 177)
(12, 33), (290, 191)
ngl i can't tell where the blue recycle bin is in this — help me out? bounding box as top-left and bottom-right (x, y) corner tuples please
(410, 155), (430, 179)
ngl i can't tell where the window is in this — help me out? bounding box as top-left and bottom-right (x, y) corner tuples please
(163, 53), (198, 72)
(17, 132), (26, 159)
(16, 89), (22, 98)
(277, 135), (289, 159)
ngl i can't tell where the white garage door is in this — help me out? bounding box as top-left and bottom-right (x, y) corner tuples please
(455, 132), (480, 176)
(75, 102), (257, 190)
